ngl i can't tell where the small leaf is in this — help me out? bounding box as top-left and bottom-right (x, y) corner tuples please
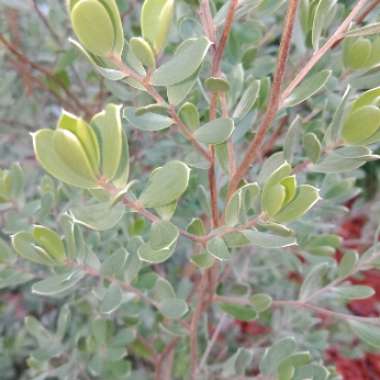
(129, 37), (156, 69)
(262, 183), (286, 217)
(332, 285), (375, 300)
(71, 202), (124, 231)
(159, 298), (188, 319)
(124, 106), (174, 131)
(32, 225), (65, 264)
(32, 271), (84, 296)
(225, 190), (242, 227)
(101, 283), (123, 314)
(345, 22), (380, 38)
(233, 79), (260, 120)
(338, 250), (358, 278)
(220, 303), (257, 321)
(138, 242), (175, 264)
(349, 319), (380, 348)
(299, 263), (329, 301)
(191, 251), (215, 269)
(204, 77), (230, 93)
(250, 293), (273, 312)
(70, 0), (116, 57)
(303, 133), (321, 163)
(149, 221), (179, 250)
(343, 37), (372, 69)
(283, 70), (331, 107)
(312, 0), (337, 50)
(141, 0), (174, 53)
(101, 248), (128, 279)
(152, 37), (211, 86)
(284, 116), (301, 163)
(194, 118), (235, 145)
(139, 161), (190, 208)
(179, 102), (200, 131)
(341, 105), (380, 144)
(243, 230), (296, 248)
(207, 237), (231, 261)
(167, 70), (198, 105)
(274, 185), (320, 223)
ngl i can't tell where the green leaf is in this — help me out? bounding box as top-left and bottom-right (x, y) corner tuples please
(220, 303), (257, 321)
(33, 130), (98, 189)
(190, 251), (215, 269)
(338, 250), (358, 278)
(159, 298), (189, 319)
(167, 70), (198, 105)
(304, 132), (321, 163)
(333, 285), (375, 300)
(0, 237), (13, 263)
(137, 242), (175, 264)
(299, 263), (329, 301)
(32, 225), (65, 264)
(101, 283), (123, 314)
(341, 105), (380, 144)
(101, 248), (128, 279)
(194, 118), (235, 145)
(123, 106), (174, 131)
(260, 337), (297, 375)
(274, 185), (320, 223)
(262, 183), (286, 217)
(152, 37), (211, 86)
(179, 102), (200, 131)
(204, 77), (230, 93)
(139, 160), (190, 208)
(91, 104), (124, 181)
(345, 22), (380, 38)
(225, 190), (242, 227)
(283, 70), (331, 107)
(207, 237), (231, 261)
(141, 0), (174, 53)
(129, 37), (156, 69)
(294, 364), (329, 380)
(71, 201), (124, 231)
(352, 86), (380, 111)
(284, 116), (301, 163)
(70, 0), (116, 57)
(149, 221), (179, 250)
(32, 271), (84, 296)
(233, 79), (260, 120)
(243, 230), (297, 248)
(250, 293), (273, 312)
(312, 0), (337, 50)
(313, 146), (380, 173)
(343, 37), (372, 69)
(349, 319), (380, 348)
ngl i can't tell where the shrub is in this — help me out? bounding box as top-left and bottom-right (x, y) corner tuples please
(1, 0), (380, 379)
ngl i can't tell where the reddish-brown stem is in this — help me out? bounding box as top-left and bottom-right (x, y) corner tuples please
(280, 0), (368, 104)
(227, 0), (299, 199)
(356, 0), (380, 24)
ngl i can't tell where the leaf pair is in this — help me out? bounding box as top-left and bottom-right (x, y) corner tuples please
(33, 104), (129, 189)
(12, 225), (66, 266)
(341, 87), (380, 145)
(261, 162), (320, 223)
(68, 0), (124, 57)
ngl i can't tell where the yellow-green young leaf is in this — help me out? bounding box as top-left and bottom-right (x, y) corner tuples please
(341, 105), (380, 144)
(262, 183), (286, 217)
(264, 161), (292, 188)
(351, 87), (380, 111)
(149, 221), (179, 250)
(91, 104), (123, 181)
(102, 0), (125, 55)
(71, 0), (116, 57)
(12, 232), (57, 266)
(33, 130), (98, 189)
(32, 226), (65, 264)
(141, 0), (174, 54)
(283, 69), (331, 108)
(280, 175), (297, 205)
(53, 129), (98, 181)
(187, 218), (206, 236)
(139, 161), (190, 208)
(207, 237), (231, 261)
(250, 293), (272, 312)
(193, 118), (235, 145)
(366, 36), (380, 67)
(274, 185), (320, 223)
(343, 37), (372, 70)
(129, 37), (156, 69)
(204, 77), (230, 93)
(58, 111), (100, 174)
(111, 130), (130, 188)
(152, 37), (211, 86)
(179, 102), (200, 131)
(303, 132), (321, 163)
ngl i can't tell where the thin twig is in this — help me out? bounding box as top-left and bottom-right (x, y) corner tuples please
(227, 0), (299, 199)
